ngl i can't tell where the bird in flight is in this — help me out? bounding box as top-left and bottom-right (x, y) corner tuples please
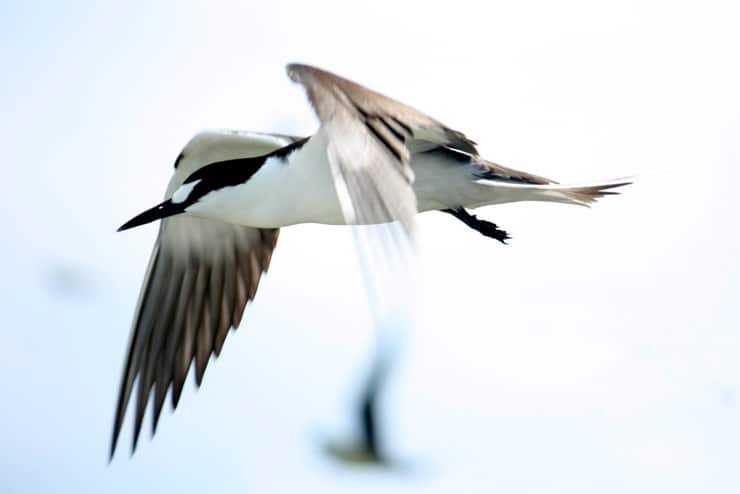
(112, 63), (630, 458)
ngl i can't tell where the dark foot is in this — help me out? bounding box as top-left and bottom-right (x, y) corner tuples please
(441, 208), (511, 244)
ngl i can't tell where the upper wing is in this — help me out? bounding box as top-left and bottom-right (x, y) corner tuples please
(286, 63), (478, 234)
(111, 131), (294, 457)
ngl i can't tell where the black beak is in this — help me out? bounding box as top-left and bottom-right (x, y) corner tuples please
(117, 199), (186, 232)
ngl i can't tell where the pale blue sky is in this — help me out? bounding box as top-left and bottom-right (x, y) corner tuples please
(2, 1), (740, 493)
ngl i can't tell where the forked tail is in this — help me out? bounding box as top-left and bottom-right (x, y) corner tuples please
(471, 157), (632, 208)
(545, 179), (632, 206)
(473, 175), (633, 208)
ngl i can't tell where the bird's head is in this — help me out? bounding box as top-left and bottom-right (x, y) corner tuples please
(118, 138), (293, 232)
(118, 153), (265, 231)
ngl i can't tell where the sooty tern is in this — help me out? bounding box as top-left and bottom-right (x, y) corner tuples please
(112, 63), (630, 457)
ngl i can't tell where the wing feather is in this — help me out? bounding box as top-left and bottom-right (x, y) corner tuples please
(111, 131), (289, 458)
(287, 63), (478, 234)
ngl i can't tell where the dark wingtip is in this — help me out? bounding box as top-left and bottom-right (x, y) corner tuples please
(118, 199), (184, 232)
(194, 363), (207, 387)
(131, 425), (141, 457)
(109, 385), (131, 462)
(171, 377), (186, 409)
(110, 426), (121, 462)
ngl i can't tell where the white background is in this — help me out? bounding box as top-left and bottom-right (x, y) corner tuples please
(2, 1), (739, 492)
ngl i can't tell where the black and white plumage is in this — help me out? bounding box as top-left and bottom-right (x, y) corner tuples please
(112, 64), (630, 457)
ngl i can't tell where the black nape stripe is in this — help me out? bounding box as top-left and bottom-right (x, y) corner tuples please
(173, 152), (185, 169)
(270, 136), (309, 161)
(183, 155), (268, 202)
(180, 138), (310, 203)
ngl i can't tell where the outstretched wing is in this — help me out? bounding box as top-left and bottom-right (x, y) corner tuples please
(286, 63), (478, 234)
(111, 131), (296, 457)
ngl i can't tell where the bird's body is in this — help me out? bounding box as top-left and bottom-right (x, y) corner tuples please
(148, 128), (621, 231)
(111, 64), (630, 457)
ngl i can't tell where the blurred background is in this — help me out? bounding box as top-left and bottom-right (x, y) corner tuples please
(2, 1), (740, 492)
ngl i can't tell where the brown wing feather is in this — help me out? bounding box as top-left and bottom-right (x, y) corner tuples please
(287, 63), (479, 233)
(110, 216), (278, 458)
(286, 63), (478, 155)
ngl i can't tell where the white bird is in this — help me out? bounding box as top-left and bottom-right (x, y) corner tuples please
(111, 63), (629, 457)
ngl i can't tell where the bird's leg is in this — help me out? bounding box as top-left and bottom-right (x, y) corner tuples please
(441, 208), (511, 244)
